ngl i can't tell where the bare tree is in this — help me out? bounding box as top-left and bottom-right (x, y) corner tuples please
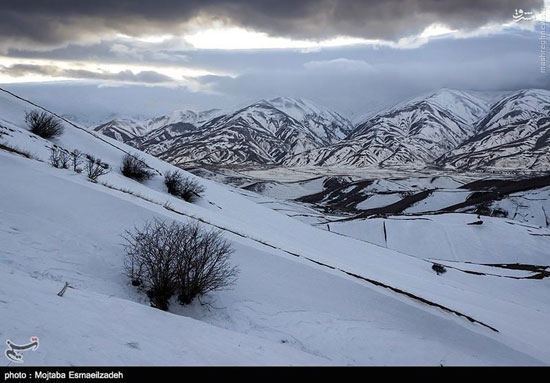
(85, 155), (110, 182)
(123, 219), (238, 310)
(70, 149), (85, 173)
(164, 170), (205, 202)
(49, 147), (69, 169)
(120, 153), (154, 182)
(25, 110), (64, 139)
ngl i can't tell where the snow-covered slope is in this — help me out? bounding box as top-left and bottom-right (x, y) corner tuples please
(1, 88), (550, 365)
(476, 89), (550, 134)
(268, 97), (353, 142)
(439, 89), (550, 171)
(285, 89), (489, 168)
(329, 213), (550, 264)
(392, 88), (490, 125)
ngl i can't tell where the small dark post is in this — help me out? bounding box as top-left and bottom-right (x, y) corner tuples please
(57, 282), (69, 297)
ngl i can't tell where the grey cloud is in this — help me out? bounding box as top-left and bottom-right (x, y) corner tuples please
(0, 64), (173, 84)
(1, 28), (546, 120)
(304, 58), (375, 73)
(0, 0), (543, 50)
(190, 30), (547, 115)
(5, 38), (193, 66)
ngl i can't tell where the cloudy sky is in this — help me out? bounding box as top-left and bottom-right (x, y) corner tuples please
(0, 0), (548, 122)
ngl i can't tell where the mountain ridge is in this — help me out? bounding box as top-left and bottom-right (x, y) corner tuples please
(91, 89), (550, 171)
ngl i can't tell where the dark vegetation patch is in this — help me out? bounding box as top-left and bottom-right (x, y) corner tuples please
(164, 170), (205, 202)
(121, 153), (154, 182)
(444, 174), (550, 213)
(297, 179), (375, 212)
(25, 110), (64, 139)
(350, 189), (434, 220)
(0, 142), (32, 158)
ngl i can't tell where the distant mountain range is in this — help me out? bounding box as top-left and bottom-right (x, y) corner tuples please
(92, 89), (550, 172)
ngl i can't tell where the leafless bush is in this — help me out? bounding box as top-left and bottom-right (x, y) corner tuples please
(49, 147), (69, 169)
(174, 224), (237, 305)
(85, 155), (110, 182)
(164, 170), (205, 202)
(25, 110), (64, 139)
(121, 153), (154, 182)
(123, 219), (238, 310)
(70, 149), (85, 173)
(123, 220), (178, 310)
(432, 263), (447, 275)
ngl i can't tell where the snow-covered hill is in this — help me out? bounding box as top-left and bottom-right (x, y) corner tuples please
(329, 213), (550, 264)
(1, 88), (550, 365)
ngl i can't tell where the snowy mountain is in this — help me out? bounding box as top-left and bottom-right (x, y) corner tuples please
(438, 89), (550, 171)
(92, 89), (550, 172)
(146, 108), (224, 132)
(268, 96), (353, 142)
(285, 89), (490, 167)
(394, 88), (491, 125)
(118, 97), (355, 166)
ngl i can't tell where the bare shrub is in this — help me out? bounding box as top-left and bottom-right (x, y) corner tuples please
(85, 155), (110, 182)
(164, 170), (183, 195)
(120, 153), (154, 182)
(25, 110), (64, 139)
(432, 263), (447, 275)
(174, 223), (237, 305)
(123, 219), (238, 310)
(70, 149), (85, 173)
(164, 170), (205, 202)
(123, 220), (178, 310)
(49, 147), (69, 169)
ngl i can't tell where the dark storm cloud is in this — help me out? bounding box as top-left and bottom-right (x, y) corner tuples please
(0, 0), (543, 48)
(188, 29), (548, 115)
(0, 64), (173, 83)
(2, 28), (545, 117)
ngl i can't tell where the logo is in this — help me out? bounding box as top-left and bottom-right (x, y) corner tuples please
(4, 337), (39, 363)
(513, 9), (535, 22)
